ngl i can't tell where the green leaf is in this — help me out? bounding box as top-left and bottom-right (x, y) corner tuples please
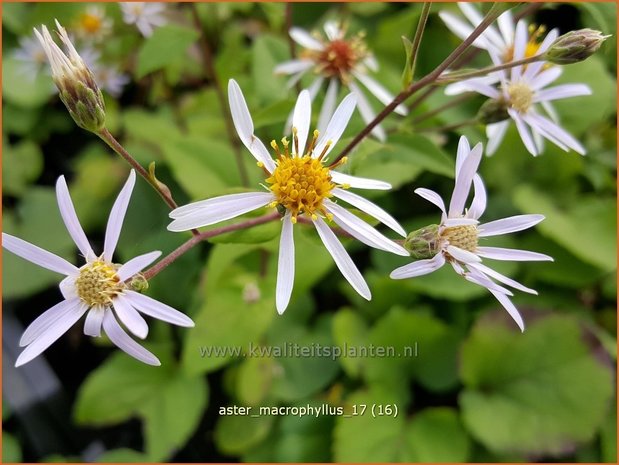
(332, 309), (369, 378)
(136, 25), (200, 78)
(215, 415), (273, 456)
(2, 432), (22, 463)
(251, 34), (289, 104)
(3, 57), (55, 108)
(513, 185), (616, 272)
(3, 139), (43, 196)
(401, 36), (414, 88)
(406, 408), (471, 462)
(97, 448), (149, 463)
(460, 314), (614, 456)
(235, 356), (276, 406)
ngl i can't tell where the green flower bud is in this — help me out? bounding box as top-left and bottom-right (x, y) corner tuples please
(544, 29), (611, 65)
(403, 224), (441, 260)
(129, 273), (150, 293)
(477, 98), (510, 125)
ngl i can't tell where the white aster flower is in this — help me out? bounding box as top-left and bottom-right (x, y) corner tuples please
(275, 21), (408, 141)
(75, 5), (113, 42)
(390, 136), (553, 331)
(168, 79), (408, 314)
(120, 2), (167, 37)
(12, 33), (49, 79)
(2, 170), (194, 367)
(94, 66), (130, 97)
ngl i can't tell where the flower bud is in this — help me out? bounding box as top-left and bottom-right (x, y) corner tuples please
(544, 29), (611, 65)
(34, 20), (106, 133)
(403, 224), (441, 260)
(477, 98), (510, 125)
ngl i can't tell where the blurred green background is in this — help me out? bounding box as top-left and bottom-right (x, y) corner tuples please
(2, 2), (617, 463)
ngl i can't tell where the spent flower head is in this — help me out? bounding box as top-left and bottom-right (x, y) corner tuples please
(34, 20), (106, 132)
(391, 137), (553, 331)
(168, 79), (408, 314)
(275, 21), (408, 141)
(2, 170), (194, 367)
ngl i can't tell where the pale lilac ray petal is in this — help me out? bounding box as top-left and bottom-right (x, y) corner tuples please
(488, 288), (525, 331)
(459, 3), (505, 49)
(274, 59), (314, 75)
(450, 260), (465, 275)
(352, 72), (408, 115)
(439, 11), (491, 49)
(292, 90), (312, 156)
(308, 76), (325, 99)
(455, 79), (501, 99)
(276, 213), (295, 315)
(479, 214), (545, 237)
(465, 269), (514, 296)
(331, 171), (391, 190)
(56, 176), (94, 261)
(443, 218), (479, 227)
(468, 174), (487, 220)
(533, 84), (592, 102)
(16, 301), (88, 367)
(290, 27), (324, 51)
(103, 169), (136, 262)
(529, 66), (563, 90)
(522, 113), (569, 152)
(318, 78), (338, 134)
(313, 216), (371, 300)
(468, 261), (538, 294)
(526, 112), (586, 155)
(447, 245), (481, 263)
(363, 55), (379, 72)
(314, 93), (356, 159)
(476, 246), (554, 261)
(124, 290), (195, 327)
(415, 188), (446, 215)
(59, 275), (78, 300)
(455, 135), (471, 176)
(286, 71), (306, 90)
(102, 309), (160, 366)
(20, 298), (83, 346)
(485, 121), (510, 156)
(497, 10), (514, 44)
(168, 193), (274, 231)
(390, 253), (445, 279)
(541, 101), (559, 123)
(333, 187), (406, 236)
(2, 233), (78, 276)
(116, 251), (161, 282)
(524, 29), (560, 79)
(324, 200), (409, 256)
(348, 81), (386, 141)
(511, 20), (528, 80)
(84, 307), (105, 337)
(508, 109), (538, 156)
(448, 142), (483, 217)
(113, 294), (149, 339)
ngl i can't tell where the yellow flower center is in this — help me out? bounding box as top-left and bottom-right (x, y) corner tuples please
(506, 82), (535, 113)
(442, 225), (478, 252)
(80, 13), (103, 34)
(266, 130), (343, 223)
(503, 24), (547, 63)
(75, 260), (124, 306)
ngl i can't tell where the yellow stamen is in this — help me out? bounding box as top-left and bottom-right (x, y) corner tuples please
(75, 259), (124, 306)
(441, 225), (478, 253)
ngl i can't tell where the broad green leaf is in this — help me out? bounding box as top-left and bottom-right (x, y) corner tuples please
(236, 356), (276, 406)
(136, 25), (199, 78)
(97, 448), (149, 463)
(215, 414), (273, 456)
(601, 398), (617, 463)
(513, 185), (616, 272)
(272, 407), (334, 462)
(332, 308), (369, 378)
(2, 57), (55, 108)
(3, 139), (43, 196)
(2, 432), (21, 463)
(460, 314), (614, 456)
(251, 34), (289, 104)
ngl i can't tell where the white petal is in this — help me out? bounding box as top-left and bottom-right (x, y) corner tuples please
(104, 170), (135, 262)
(290, 27), (324, 51)
(276, 213), (295, 314)
(485, 121), (510, 156)
(323, 21), (340, 41)
(116, 251), (162, 282)
(363, 55), (379, 72)
(56, 176), (94, 261)
(390, 253), (445, 279)
(497, 10), (514, 44)
(466, 269), (514, 296)
(452, 78), (501, 99)
(533, 84), (592, 103)
(522, 112), (569, 152)
(448, 142), (483, 217)
(333, 187), (406, 236)
(508, 109), (538, 156)
(476, 246), (554, 261)
(292, 90), (312, 156)
(446, 245), (481, 263)
(313, 216), (371, 300)
(59, 275), (78, 300)
(248, 138), (277, 173)
(488, 288), (525, 331)
(16, 300), (88, 367)
(324, 200), (409, 256)
(439, 11), (491, 49)
(353, 72), (408, 115)
(331, 171), (391, 190)
(113, 294), (149, 339)
(525, 112), (586, 155)
(459, 3), (505, 50)
(529, 66), (563, 90)
(274, 59), (314, 75)
(468, 174), (487, 220)
(124, 290), (195, 327)
(523, 29), (560, 80)
(415, 188), (447, 217)
(479, 214), (545, 237)
(348, 81), (386, 141)
(455, 135), (471, 176)
(168, 192), (274, 231)
(468, 261), (538, 295)
(442, 218), (479, 227)
(84, 307), (105, 337)
(314, 93), (356, 159)
(318, 78), (339, 134)
(307, 76), (325, 99)
(511, 20), (528, 80)
(102, 309), (160, 366)
(20, 298), (83, 347)
(541, 100), (560, 123)
(2, 233), (78, 276)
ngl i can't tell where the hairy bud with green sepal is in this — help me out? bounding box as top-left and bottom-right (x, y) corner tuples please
(403, 224), (441, 259)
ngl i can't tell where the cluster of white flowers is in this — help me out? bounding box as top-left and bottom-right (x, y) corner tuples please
(4, 3), (606, 367)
